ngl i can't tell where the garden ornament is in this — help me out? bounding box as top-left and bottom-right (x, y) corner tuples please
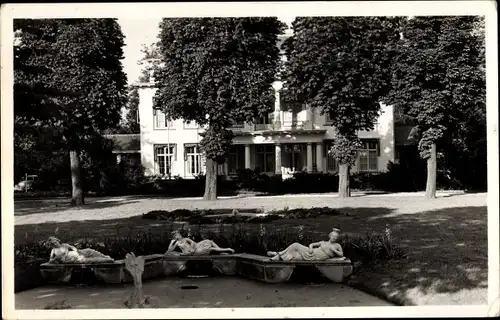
(267, 228), (345, 261)
(165, 230), (235, 255)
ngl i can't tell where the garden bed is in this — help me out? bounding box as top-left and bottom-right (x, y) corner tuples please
(142, 207), (343, 224)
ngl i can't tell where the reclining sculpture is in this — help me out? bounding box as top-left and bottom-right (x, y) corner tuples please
(47, 236), (114, 264)
(41, 228), (352, 285)
(165, 230), (235, 255)
(267, 228), (345, 261)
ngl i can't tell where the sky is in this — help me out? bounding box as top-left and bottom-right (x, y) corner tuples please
(118, 18), (162, 85)
(118, 17), (294, 86)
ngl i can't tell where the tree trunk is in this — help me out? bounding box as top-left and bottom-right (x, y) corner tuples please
(425, 143), (437, 199)
(203, 158), (217, 200)
(70, 150), (84, 206)
(338, 163), (351, 198)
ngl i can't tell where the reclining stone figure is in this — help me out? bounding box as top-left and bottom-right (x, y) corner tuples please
(47, 236), (114, 264)
(165, 230), (235, 255)
(267, 228), (345, 261)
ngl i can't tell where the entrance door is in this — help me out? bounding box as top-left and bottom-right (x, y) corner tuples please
(284, 144), (304, 172)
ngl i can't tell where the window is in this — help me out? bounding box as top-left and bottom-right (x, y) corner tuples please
(185, 144), (204, 176)
(255, 112), (273, 130)
(256, 112), (272, 125)
(228, 146), (245, 175)
(255, 145), (275, 173)
(155, 144), (176, 177)
(153, 109), (173, 129)
(183, 121), (198, 129)
(284, 144), (304, 171)
(325, 141), (339, 172)
(358, 140), (379, 171)
(325, 112), (333, 124)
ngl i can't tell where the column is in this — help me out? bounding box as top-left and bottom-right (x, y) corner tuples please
(273, 82), (283, 130)
(245, 144), (251, 169)
(306, 143), (313, 172)
(275, 143), (282, 175)
(316, 142), (323, 172)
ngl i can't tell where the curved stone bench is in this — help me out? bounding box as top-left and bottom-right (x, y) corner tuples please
(39, 253), (352, 285)
(163, 254), (239, 276)
(40, 254), (165, 284)
(237, 254), (352, 283)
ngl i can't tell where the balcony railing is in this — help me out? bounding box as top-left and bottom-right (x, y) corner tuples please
(281, 120), (313, 130)
(255, 123), (274, 131)
(230, 120), (316, 132)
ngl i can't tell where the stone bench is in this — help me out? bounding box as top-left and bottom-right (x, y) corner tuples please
(237, 254), (353, 283)
(163, 254), (239, 276)
(40, 254), (165, 284)
(39, 253), (352, 285)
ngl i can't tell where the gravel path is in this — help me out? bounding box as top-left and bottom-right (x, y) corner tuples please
(14, 192), (486, 226)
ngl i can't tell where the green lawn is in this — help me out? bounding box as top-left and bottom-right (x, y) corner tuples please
(13, 193), (488, 305)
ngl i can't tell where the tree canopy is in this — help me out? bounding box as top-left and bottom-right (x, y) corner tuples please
(154, 17), (286, 199)
(282, 17), (401, 197)
(14, 19), (128, 204)
(15, 18), (127, 149)
(386, 16), (485, 195)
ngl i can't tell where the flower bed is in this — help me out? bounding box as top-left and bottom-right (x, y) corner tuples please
(141, 207), (343, 224)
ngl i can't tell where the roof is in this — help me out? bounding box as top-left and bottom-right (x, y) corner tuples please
(105, 134), (141, 153)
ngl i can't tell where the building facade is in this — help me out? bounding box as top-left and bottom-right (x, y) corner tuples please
(130, 30), (395, 179)
(135, 81), (395, 180)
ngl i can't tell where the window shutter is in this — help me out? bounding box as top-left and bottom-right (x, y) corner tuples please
(375, 139), (380, 156)
(153, 109), (157, 116)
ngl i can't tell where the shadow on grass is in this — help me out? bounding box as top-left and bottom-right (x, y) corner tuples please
(14, 199), (141, 216)
(14, 205), (487, 303)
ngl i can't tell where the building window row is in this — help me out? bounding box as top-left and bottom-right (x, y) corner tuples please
(156, 140), (381, 178)
(155, 143), (227, 178)
(153, 110), (199, 130)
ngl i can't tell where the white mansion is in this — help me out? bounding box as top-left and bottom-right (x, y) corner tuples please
(116, 80), (395, 180)
(110, 31), (399, 180)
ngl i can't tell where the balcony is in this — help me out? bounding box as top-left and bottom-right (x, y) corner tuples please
(230, 120), (316, 133)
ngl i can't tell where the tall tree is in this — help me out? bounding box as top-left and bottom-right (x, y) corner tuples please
(282, 17), (401, 198)
(387, 16), (485, 198)
(154, 18), (285, 200)
(14, 19), (127, 205)
(116, 87), (141, 134)
(137, 43), (161, 83)
(126, 87), (140, 133)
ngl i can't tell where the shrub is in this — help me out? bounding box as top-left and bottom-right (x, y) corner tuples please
(289, 172), (339, 193)
(339, 226), (408, 262)
(237, 169), (340, 194)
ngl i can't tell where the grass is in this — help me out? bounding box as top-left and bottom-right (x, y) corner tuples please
(13, 193), (487, 305)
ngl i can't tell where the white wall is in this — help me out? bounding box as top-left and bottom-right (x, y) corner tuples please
(139, 86), (204, 177)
